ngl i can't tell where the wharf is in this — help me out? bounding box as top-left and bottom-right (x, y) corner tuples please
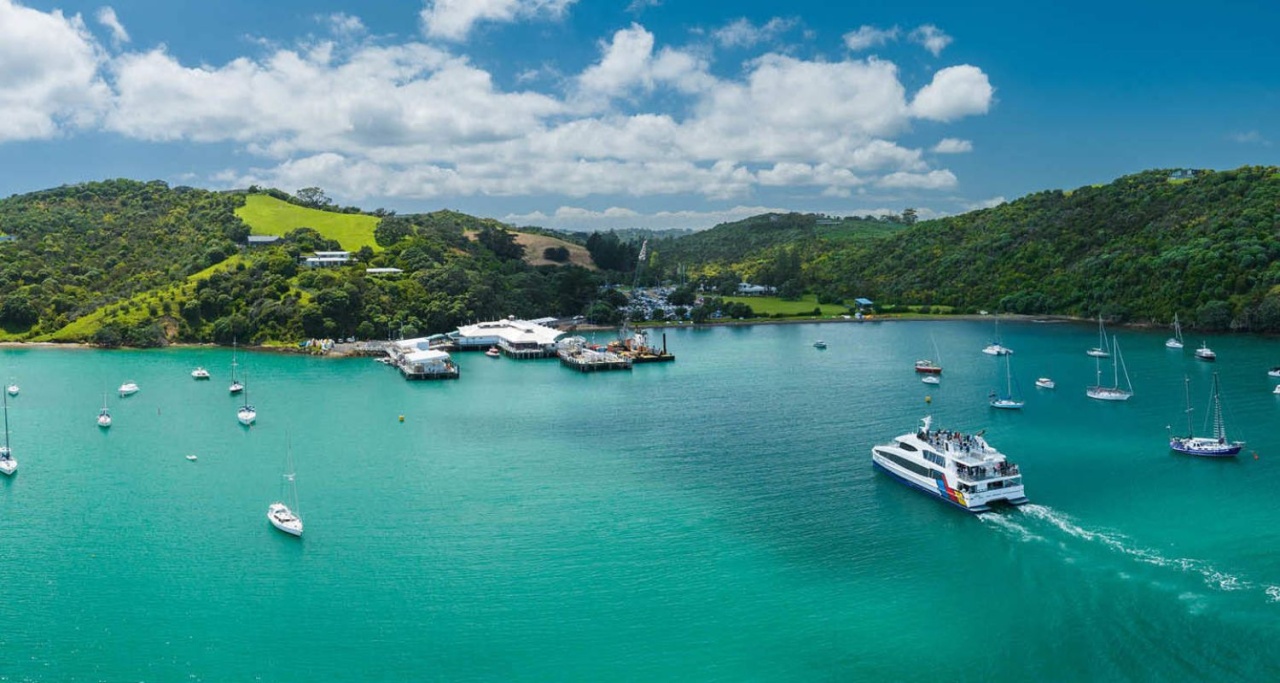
(558, 347), (633, 373)
(398, 363), (460, 380)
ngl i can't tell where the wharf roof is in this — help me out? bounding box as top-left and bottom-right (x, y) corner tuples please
(403, 349), (451, 363)
(455, 318), (564, 346)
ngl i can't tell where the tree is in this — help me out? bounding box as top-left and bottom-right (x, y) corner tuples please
(902, 207), (918, 225)
(543, 246), (570, 262)
(295, 187), (332, 209)
(375, 216), (415, 247)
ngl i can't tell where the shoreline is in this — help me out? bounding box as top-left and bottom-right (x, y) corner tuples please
(0, 313), (1194, 355)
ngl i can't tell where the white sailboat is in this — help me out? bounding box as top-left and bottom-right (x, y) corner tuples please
(990, 354), (1024, 409)
(229, 341), (244, 394)
(1165, 313), (1184, 349)
(981, 320), (1013, 356)
(267, 439), (303, 536)
(1086, 315), (1110, 357)
(1169, 373), (1244, 457)
(97, 394), (112, 428)
(237, 374), (256, 426)
(1087, 335), (1133, 401)
(0, 390), (16, 475)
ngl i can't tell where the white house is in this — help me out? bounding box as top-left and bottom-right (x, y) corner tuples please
(302, 250), (352, 267)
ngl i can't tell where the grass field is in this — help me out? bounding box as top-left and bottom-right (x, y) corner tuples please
(513, 233), (595, 268)
(236, 195), (380, 251)
(721, 294), (852, 316)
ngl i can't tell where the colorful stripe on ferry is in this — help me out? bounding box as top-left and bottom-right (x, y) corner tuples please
(935, 479), (966, 507)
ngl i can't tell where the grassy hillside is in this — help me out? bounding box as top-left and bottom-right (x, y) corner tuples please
(236, 194), (379, 251)
(514, 232), (596, 268)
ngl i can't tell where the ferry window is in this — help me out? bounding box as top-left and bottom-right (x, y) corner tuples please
(897, 441), (918, 452)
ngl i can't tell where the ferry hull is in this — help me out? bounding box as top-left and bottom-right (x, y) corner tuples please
(872, 459), (1027, 513)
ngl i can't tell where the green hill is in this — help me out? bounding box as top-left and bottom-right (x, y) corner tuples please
(805, 167), (1280, 329)
(236, 194), (379, 251)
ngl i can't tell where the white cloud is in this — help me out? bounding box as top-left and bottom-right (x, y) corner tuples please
(712, 17), (796, 48)
(932, 137), (972, 153)
(910, 65), (992, 121)
(419, 0), (577, 42)
(0, 0), (109, 142)
(909, 24), (952, 56)
(505, 204), (789, 231)
(1229, 130), (1271, 146)
(322, 12), (366, 37)
(876, 169), (957, 190)
(842, 25), (898, 51)
(95, 6), (129, 46)
(0, 2), (994, 211)
(625, 0), (661, 13)
(965, 196), (1006, 210)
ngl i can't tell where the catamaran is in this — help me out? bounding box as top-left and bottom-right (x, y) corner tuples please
(1170, 373), (1243, 457)
(871, 416), (1028, 513)
(268, 439), (303, 536)
(1166, 314), (1185, 349)
(981, 320), (1013, 356)
(1086, 315), (1111, 357)
(1087, 335), (1133, 401)
(97, 394), (112, 428)
(237, 375), (256, 426)
(0, 390), (16, 476)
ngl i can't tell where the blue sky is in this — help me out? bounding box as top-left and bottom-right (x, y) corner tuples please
(1, 0), (1275, 231)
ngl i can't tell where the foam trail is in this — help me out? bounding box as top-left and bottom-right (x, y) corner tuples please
(1018, 504), (1250, 593)
(1266, 586), (1280, 603)
(979, 512), (1044, 543)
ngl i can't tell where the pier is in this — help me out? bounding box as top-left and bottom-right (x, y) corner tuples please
(557, 345), (633, 372)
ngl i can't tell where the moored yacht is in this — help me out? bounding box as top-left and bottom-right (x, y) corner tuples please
(871, 416), (1028, 513)
(118, 381), (139, 397)
(191, 367), (211, 380)
(0, 390), (16, 476)
(1035, 377), (1056, 389)
(1195, 343), (1216, 361)
(1166, 313), (1185, 349)
(97, 394), (112, 428)
(914, 359), (942, 374)
(485, 346), (501, 358)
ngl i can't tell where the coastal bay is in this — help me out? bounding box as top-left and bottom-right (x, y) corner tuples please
(2, 319), (1278, 681)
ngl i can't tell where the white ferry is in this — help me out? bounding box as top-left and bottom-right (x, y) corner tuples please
(871, 416), (1028, 513)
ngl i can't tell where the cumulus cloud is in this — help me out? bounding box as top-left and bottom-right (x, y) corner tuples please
(420, 0), (577, 42)
(95, 6), (129, 46)
(322, 12), (366, 37)
(842, 25), (898, 51)
(932, 137), (972, 153)
(0, 0), (110, 142)
(1, 1), (996, 224)
(625, 0), (660, 13)
(910, 65), (993, 121)
(712, 17), (796, 48)
(876, 169), (957, 190)
(505, 204), (788, 231)
(909, 24), (952, 56)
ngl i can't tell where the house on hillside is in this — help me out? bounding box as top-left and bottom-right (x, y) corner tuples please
(301, 250), (352, 267)
(246, 235), (281, 247)
(736, 282), (776, 296)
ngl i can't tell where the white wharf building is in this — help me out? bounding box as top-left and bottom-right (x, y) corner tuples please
(452, 318), (564, 358)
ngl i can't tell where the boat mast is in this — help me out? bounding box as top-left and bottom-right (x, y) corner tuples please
(1182, 376), (1195, 436)
(2, 390), (9, 451)
(1211, 372), (1226, 440)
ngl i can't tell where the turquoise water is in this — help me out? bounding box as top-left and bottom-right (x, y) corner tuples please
(2, 320), (1279, 681)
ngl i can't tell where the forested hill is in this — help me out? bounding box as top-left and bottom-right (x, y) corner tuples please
(804, 167), (1280, 330)
(0, 181), (608, 345)
(651, 212), (905, 274)
(0, 179), (247, 332)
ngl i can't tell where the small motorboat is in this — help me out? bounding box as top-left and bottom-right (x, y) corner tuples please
(1268, 366), (1280, 378)
(5, 383), (17, 397)
(1195, 343), (1216, 361)
(1035, 377), (1056, 389)
(485, 346), (501, 358)
(921, 375), (940, 385)
(813, 340), (827, 349)
(185, 454), (198, 461)
(191, 367), (211, 380)
(118, 381), (139, 397)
